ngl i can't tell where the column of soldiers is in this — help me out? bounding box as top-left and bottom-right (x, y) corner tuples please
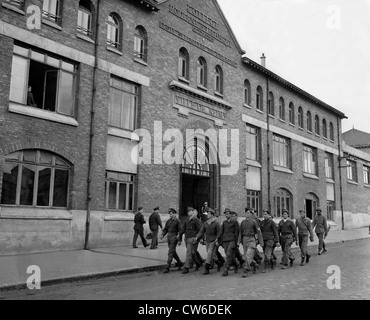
(133, 205), (331, 277)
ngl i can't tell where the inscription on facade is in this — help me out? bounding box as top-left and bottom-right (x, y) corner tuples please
(187, 5), (218, 30)
(174, 93), (227, 120)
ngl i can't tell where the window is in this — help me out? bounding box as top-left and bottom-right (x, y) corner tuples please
(178, 48), (189, 80)
(105, 172), (135, 211)
(1, 150), (70, 208)
(246, 125), (259, 161)
(107, 14), (121, 49)
(325, 153), (334, 179)
(256, 86), (263, 112)
(289, 102), (295, 125)
(330, 122), (335, 141)
(109, 77), (139, 131)
(327, 201), (335, 221)
(307, 111), (312, 132)
(363, 166), (370, 185)
(323, 119), (328, 139)
(42, 0), (61, 24)
(315, 115), (320, 135)
(215, 65), (223, 94)
(274, 189), (292, 218)
(134, 26), (147, 61)
(273, 135), (291, 168)
(244, 80), (251, 106)
(347, 160), (357, 182)
(3, 0), (24, 9)
(279, 97), (285, 121)
(247, 190), (261, 218)
(197, 57), (207, 87)
(298, 107), (304, 129)
(9, 44), (76, 116)
(77, 0), (93, 37)
(268, 92), (275, 116)
(182, 138), (211, 177)
(303, 145), (318, 175)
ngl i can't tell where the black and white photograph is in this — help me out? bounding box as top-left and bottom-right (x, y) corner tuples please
(0, 0), (370, 305)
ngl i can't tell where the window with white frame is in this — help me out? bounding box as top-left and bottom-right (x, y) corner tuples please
(363, 165), (370, 185)
(327, 201), (335, 221)
(215, 65), (223, 94)
(77, 0), (93, 37)
(289, 102), (295, 125)
(268, 92), (275, 116)
(109, 77), (139, 131)
(244, 80), (251, 106)
(256, 86), (263, 112)
(3, 0), (24, 9)
(178, 48), (189, 80)
(247, 190), (261, 218)
(273, 135), (291, 168)
(134, 26), (147, 61)
(303, 145), (318, 175)
(1, 150), (70, 208)
(9, 44), (76, 116)
(279, 97), (285, 121)
(325, 153), (334, 179)
(107, 13), (121, 49)
(246, 124), (259, 161)
(105, 171), (135, 211)
(347, 160), (357, 182)
(197, 57), (207, 87)
(274, 188), (292, 218)
(298, 107), (304, 129)
(42, 0), (61, 24)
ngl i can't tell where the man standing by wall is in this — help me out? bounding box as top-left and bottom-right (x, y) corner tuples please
(132, 206), (148, 248)
(149, 207), (163, 250)
(295, 209), (315, 266)
(312, 208), (328, 255)
(278, 210), (298, 270)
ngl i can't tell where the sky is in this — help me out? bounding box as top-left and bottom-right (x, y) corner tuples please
(218, 0), (370, 133)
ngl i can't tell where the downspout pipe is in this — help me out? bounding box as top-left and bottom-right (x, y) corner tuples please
(337, 116), (345, 230)
(85, 0), (101, 250)
(266, 75), (271, 213)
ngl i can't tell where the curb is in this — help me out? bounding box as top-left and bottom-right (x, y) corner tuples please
(1, 237), (369, 293)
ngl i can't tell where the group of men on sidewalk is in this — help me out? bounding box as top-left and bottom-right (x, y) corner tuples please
(132, 205), (330, 278)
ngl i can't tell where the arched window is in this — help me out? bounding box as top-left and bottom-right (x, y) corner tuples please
(215, 65), (223, 94)
(298, 107), (304, 129)
(77, 0), (94, 37)
(244, 80), (251, 106)
(279, 97), (285, 121)
(274, 188), (292, 218)
(197, 57), (207, 88)
(182, 138), (211, 177)
(256, 86), (263, 112)
(289, 102), (295, 125)
(1, 150), (70, 208)
(134, 26), (147, 61)
(322, 119), (328, 139)
(315, 115), (320, 135)
(330, 122), (335, 141)
(107, 13), (121, 49)
(307, 111), (312, 132)
(178, 48), (189, 80)
(268, 92), (275, 116)
(42, 0), (62, 24)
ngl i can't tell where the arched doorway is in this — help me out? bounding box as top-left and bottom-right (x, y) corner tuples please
(180, 136), (217, 221)
(305, 193), (319, 220)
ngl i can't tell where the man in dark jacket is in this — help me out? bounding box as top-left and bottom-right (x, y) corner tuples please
(312, 208), (328, 255)
(217, 208), (240, 277)
(179, 208), (203, 274)
(260, 210), (279, 273)
(149, 207), (163, 250)
(161, 208), (183, 273)
(278, 210), (298, 269)
(194, 208), (222, 275)
(132, 206), (148, 248)
(296, 209), (315, 265)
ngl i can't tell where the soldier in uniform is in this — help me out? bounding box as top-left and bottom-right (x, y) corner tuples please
(199, 202), (209, 223)
(312, 208), (328, 255)
(295, 209), (315, 266)
(250, 209), (264, 266)
(260, 210), (279, 273)
(161, 208), (183, 273)
(194, 208), (222, 275)
(230, 211), (246, 269)
(217, 208), (240, 277)
(179, 208), (203, 274)
(132, 206), (148, 248)
(239, 208), (264, 278)
(278, 210), (298, 269)
(149, 207), (163, 250)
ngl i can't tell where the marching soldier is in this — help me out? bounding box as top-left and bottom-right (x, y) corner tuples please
(278, 210), (298, 269)
(217, 208), (240, 277)
(132, 206), (148, 248)
(312, 208), (328, 255)
(250, 209), (264, 265)
(231, 211), (246, 269)
(161, 208), (183, 273)
(260, 210), (279, 273)
(149, 207), (163, 250)
(239, 208), (264, 278)
(295, 209), (315, 266)
(194, 208), (222, 275)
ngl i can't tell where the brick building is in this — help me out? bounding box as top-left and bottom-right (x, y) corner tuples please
(0, 0), (368, 255)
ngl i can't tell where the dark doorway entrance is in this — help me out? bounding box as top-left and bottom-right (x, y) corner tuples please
(306, 200), (314, 220)
(305, 193), (319, 220)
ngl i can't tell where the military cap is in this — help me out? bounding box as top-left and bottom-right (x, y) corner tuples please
(316, 208), (322, 212)
(264, 210), (272, 216)
(168, 208), (177, 214)
(138, 206), (143, 211)
(224, 208), (232, 214)
(231, 211), (238, 216)
(153, 206), (160, 211)
(187, 207), (194, 212)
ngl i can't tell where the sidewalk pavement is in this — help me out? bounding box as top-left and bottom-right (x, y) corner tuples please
(0, 227), (369, 291)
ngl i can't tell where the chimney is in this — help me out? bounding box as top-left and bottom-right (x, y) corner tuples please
(261, 53), (266, 67)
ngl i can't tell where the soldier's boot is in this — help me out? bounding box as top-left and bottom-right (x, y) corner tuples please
(251, 261), (257, 274)
(262, 261), (270, 273)
(216, 260), (223, 272)
(164, 266), (170, 274)
(234, 262), (239, 274)
(242, 270), (249, 278)
(203, 264), (210, 275)
(176, 262), (184, 271)
(222, 268), (229, 277)
(306, 254), (311, 264)
(195, 262), (201, 271)
(289, 258), (295, 267)
(182, 267), (189, 274)
(300, 257), (305, 266)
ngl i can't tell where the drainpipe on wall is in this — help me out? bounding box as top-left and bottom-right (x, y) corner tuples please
(266, 74), (272, 213)
(84, 0), (101, 250)
(337, 116), (345, 230)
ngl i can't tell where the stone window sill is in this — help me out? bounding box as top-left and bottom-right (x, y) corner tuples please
(178, 76), (190, 84)
(273, 166), (293, 174)
(134, 57), (148, 66)
(246, 159), (261, 168)
(0, 206), (72, 221)
(269, 115), (275, 119)
(364, 184), (370, 189)
(256, 109), (264, 115)
(289, 123), (295, 128)
(279, 119), (286, 123)
(77, 33), (95, 44)
(244, 103), (252, 109)
(2, 2), (25, 15)
(214, 92), (224, 99)
(108, 127), (139, 141)
(347, 180), (358, 186)
(42, 18), (62, 31)
(107, 46), (123, 56)
(326, 178), (335, 184)
(303, 173), (319, 180)
(197, 84), (208, 92)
